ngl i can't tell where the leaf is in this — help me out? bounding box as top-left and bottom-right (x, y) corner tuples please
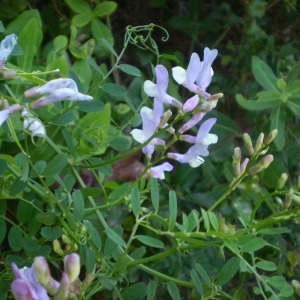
(168, 191), (177, 230)
(286, 98), (300, 118)
(72, 13), (93, 27)
(122, 283), (147, 300)
(131, 187), (141, 217)
(64, 0), (92, 13)
(240, 237), (268, 252)
(147, 281), (157, 300)
(0, 218), (6, 244)
(8, 226), (23, 251)
(41, 226), (63, 241)
(258, 227), (288, 235)
(109, 136), (131, 151)
(42, 154), (68, 177)
(135, 235), (164, 248)
(236, 93), (280, 110)
(195, 263), (213, 288)
(252, 56), (278, 91)
(102, 83), (126, 98)
(118, 64), (141, 77)
(167, 282), (181, 300)
(105, 227), (126, 248)
(216, 257), (239, 285)
(82, 245), (96, 273)
(270, 106), (286, 151)
(190, 269), (203, 296)
(151, 178), (159, 212)
(201, 208), (210, 231)
(73, 190), (84, 222)
(93, 1), (118, 17)
(255, 260), (277, 271)
(208, 211), (219, 231)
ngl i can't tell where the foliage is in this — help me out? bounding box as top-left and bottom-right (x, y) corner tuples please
(0, 0), (300, 299)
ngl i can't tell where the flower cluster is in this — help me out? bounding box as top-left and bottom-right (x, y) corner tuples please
(0, 34), (93, 139)
(11, 253), (90, 300)
(131, 47), (222, 179)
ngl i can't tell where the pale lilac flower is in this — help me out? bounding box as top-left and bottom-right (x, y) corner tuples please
(64, 253), (80, 284)
(33, 257), (60, 295)
(168, 144), (209, 168)
(180, 118), (218, 146)
(172, 48), (218, 97)
(22, 108), (46, 138)
(182, 94), (200, 112)
(130, 106), (165, 158)
(149, 162), (173, 179)
(11, 263), (49, 300)
(30, 88), (93, 108)
(144, 65), (182, 108)
(53, 272), (69, 300)
(24, 78), (78, 97)
(0, 104), (21, 126)
(179, 112), (205, 133)
(0, 34), (18, 68)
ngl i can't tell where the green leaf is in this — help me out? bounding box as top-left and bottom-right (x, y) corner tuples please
(64, 0), (92, 13)
(168, 191), (177, 231)
(135, 235), (164, 248)
(118, 64), (141, 77)
(201, 208), (210, 231)
(279, 285), (294, 297)
(72, 13), (93, 27)
(73, 190), (84, 222)
(151, 178), (159, 212)
(43, 154), (68, 177)
(190, 269), (203, 296)
(195, 263), (213, 288)
(255, 260), (277, 271)
(109, 136), (131, 151)
(208, 211), (219, 231)
(0, 218), (6, 244)
(35, 212), (57, 225)
(105, 227), (126, 248)
(270, 106), (286, 151)
(240, 237), (268, 252)
(147, 281), (157, 300)
(122, 283), (147, 300)
(17, 201), (33, 224)
(216, 257), (239, 285)
(252, 56), (278, 91)
(258, 227), (288, 235)
(102, 83), (126, 98)
(286, 97), (300, 117)
(41, 226), (63, 241)
(9, 178), (27, 196)
(8, 226), (23, 251)
(236, 93), (280, 110)
(167, 282), (181, 300)
(17, 18), (40, 71)
(131, 187), (141, 217)
(93, 1), (118, 17)
(82, 245), (96, 273)
(22, 237), (39, 252)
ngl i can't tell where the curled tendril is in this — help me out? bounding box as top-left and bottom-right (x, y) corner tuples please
(125, 23), (169, 55)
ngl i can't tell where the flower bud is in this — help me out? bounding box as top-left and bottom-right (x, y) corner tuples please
(284, 188), (294, 208)
(53, 272), (69, 300)
(179, 112), (205, 133)
(53, 240), (64, 256)
(276, 173), (288, 190)
(0, 103), (21, 126)
(249, 154), (274, 174)
(254, 132), (264, 153)
(243, 133), (254, 156)
(3, 70), (17, 78)
(232, 147), (241, 176)
(159, 109), (172, 128)
(240, 158), (249, 174)
(207, 92), (224, 101)
(64, 253), (80, 283)
(183, 95), (199, 112)
(264, 129), (278, 145)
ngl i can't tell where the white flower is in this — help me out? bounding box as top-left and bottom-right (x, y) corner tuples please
(22, 108), (46, 138)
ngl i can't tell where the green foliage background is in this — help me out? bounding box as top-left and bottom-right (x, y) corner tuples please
(0, 0), (300, 299)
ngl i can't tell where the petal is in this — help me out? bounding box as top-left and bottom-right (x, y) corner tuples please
(172, 66), (186, 84)
(149, 162), (173, 179)
(179, 112), (205, 133)
(189, 156), (205, 168)
(155, 65), (169, 94)
(196, 118), (217, 142)
(183, 95), (199, 112)
(0, 34), (18, 63)
(130, 129), (145, 144)
(185, 53), (201, 87)
(143, 80), (158, 97)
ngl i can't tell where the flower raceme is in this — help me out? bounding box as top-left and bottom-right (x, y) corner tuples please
(131, 48), (220, 177)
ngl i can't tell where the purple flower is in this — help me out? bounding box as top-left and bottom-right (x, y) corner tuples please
(144, 65), (182, 108)
(149, 162), (173, 179)
(0, 104), (21, 126)
(24, 78), (93, 109)
(179, 112), (206, 133)
(0, 34), (18, 68)
(130, 106), (165, 158)
(172, 48), (218, 97)
(11, 263), (49, 300)
(180, 118), (218, 145)
(168, 144), (209, 168)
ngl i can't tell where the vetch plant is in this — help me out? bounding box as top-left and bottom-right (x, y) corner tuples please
(0, 4), (299, 299)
